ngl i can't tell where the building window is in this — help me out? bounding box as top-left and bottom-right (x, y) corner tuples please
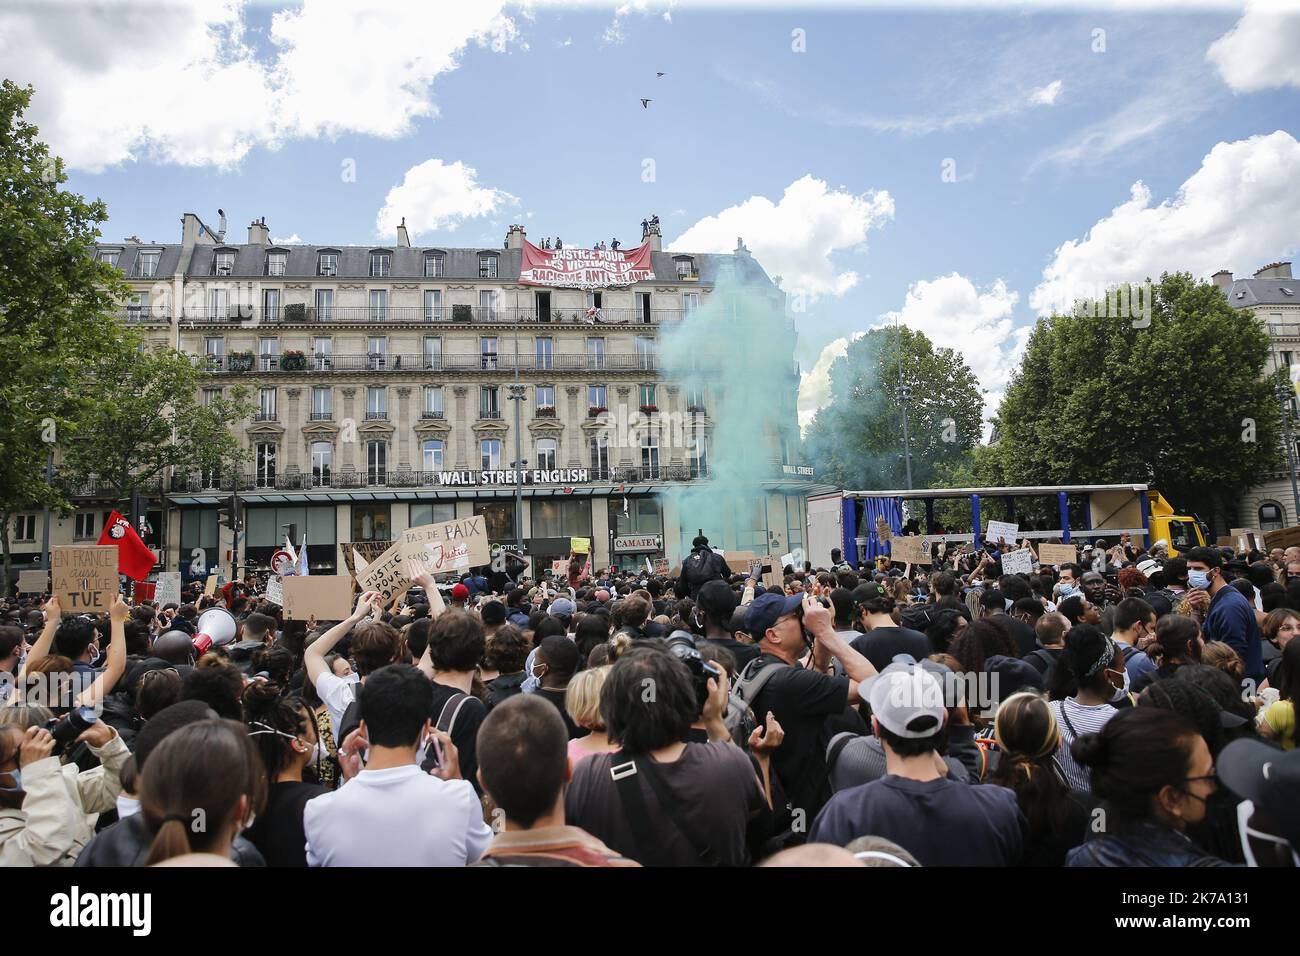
(204, 337), (225, 360)
(213, 251), (235, 276)
(641, 431), (660, 479)
(636, 335), (655, 369)
(256, 443), (277, 487)
(310, 442), (332, 487)
(134, 250), (160, 278)
(481, 439), (502, 470)
(689, 433), (709, 478)
(1283, 351), (1293, 368)
(535, 385), (555, 411)
(589, 435), (610, 476)
(351, 504), (390, 542)
(423, 385), (443, 417)
(318, 253), (338, 276)
(588, 385), (607, 410)
(676, 257), (695, 280)
(610, 497), (663, 537)
(481, 336), (498, 371)
(479, 289), (499, 321)
(262, 288), (280, 320)
(479, 255), (498, 279)
(639, 384), (657, 409)
(14, 515), (36, 541)
(313, 336), (332, 370)
(311, 386), (331, 420)
(314, 288), (333, 321)
(97, 250), (120, 267)
(366, 441), (387, 485)
(370, 252), (390, 277)
(258, 387), (277, 420)
(368, 335), (387, 371)
(683, 292), (699, 317)
(259, 337), (278, 372)
(369, 289), (388, 323)
(587, 337), (605, 370)
(687, 385), (705, 411)
(126, 293), (148, 321)
(424, 289), (443, 322)
(536, 438), (557, 471)
(532, 499), (593, 538)
(422, 439), (444, 472)
(266, 252), (287, 276)
(366, 386), (387, 419)
(410, 502), (457, 525)
(474, 501), (514, 540)
(74, 513), (96, 540)
(535, 336), (553, 370)
(207, 287), (228, 318)
(480, 386), (500, 418)
(202, 387), (221, 406)
(1260, 502), (1286, 533)
(423, 336), (442, 370)
(424, 253), (445, 278)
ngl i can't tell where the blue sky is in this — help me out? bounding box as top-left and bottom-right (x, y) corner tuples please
(11, 0), (1300, 425)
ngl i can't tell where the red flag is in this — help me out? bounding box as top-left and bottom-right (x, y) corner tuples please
(98, 510), (157, 582)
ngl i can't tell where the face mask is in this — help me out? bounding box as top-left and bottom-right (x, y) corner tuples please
(1188, 570), (1211, 590)
(531, 663), (547, 680)
(0, 769), (20, 793)
(1106, 666), (1130, 703)
(1058, 584), (1079, 599)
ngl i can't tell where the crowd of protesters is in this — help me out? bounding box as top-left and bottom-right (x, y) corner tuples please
(0, 528), (1297, 868)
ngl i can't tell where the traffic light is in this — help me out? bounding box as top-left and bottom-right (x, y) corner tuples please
(217, 493), (243, 532)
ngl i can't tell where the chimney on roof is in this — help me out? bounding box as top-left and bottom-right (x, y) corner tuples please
(248, 218), (269, 244)
(735, 237), (751, 257)
(506, 224), (526, 250)
(396, 217), (410, 248)
(1212, 269), (1233, 290)
(645, 216), (662, 252)
(1255, 261), (1293, 280)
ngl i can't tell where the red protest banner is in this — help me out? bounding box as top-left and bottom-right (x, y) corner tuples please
(518, 240), (655, 289)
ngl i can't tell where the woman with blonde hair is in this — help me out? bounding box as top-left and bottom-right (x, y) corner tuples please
(1199, 641), (1245, 685)
(565, 666), (617, 765)
(989, 692), (1090, 866)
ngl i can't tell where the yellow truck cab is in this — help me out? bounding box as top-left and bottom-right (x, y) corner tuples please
(1143, 491), (1207, 556)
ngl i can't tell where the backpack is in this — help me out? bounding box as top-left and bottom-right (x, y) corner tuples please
(683, 550), (714, 589)
(727, 656), (785, 747)
(899, 603), (935, 633)
(420, 691), (473, 772)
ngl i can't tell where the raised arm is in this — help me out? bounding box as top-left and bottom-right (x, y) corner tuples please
(15, 595), (62, 685)
(76, 596), (128, 711)
(305, 590), (380, 686)
(802, 594), (877, 704)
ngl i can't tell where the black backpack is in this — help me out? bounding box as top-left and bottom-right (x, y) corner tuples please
(683, 550), (713, 588)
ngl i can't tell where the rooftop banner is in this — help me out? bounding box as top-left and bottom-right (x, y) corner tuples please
(519, 239), (654, 289)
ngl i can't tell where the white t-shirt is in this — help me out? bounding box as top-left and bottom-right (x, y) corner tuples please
(303, 764), (492, 867)
(314, 670), (361, 742)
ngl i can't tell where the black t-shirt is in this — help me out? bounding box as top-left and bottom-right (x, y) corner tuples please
(701, 636), (761, 670)
(994, 614), (1039, 657)
(850, 626), (932, 672)
(484, 671), (526, 711)
(747, 654), (854, 820)
(243, 780), (326, 867)
(536, 685), (586, 740)
(427, 682), (488, 794)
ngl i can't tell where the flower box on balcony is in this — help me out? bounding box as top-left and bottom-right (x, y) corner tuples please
(639, 405), (658, 413)
(281, 350), (307, 371)
(452, 304), (473, 323)
(587, 406), (608, 417)
(535, 406), (557, 418)
(227, 351), (254, 372)
(687, 405), (706, 413)
(282, 302), (307, 323)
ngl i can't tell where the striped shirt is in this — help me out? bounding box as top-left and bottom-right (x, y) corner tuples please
(1049, 698), (1118, 792)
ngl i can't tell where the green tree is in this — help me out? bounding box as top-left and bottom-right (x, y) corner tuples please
(0, 80), (130, 594)
(804, 326), (985, 490)
(991, 273), (1281, 530)
(59, 333), (255, 504)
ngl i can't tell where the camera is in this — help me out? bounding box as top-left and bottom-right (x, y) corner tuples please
(44, 705), (98, 756)
(665, 631), (723, 715)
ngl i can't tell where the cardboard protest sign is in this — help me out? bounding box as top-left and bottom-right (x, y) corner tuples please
(282, 575), (352, 620)
(551, 560), (569, 578)
(653, 558), (670, 575)
(52, 546), (118, 613)
(571, 536), (591, 554)
(265, 576), (284, 607)
(155, 571), (182, 607)
(355, 539), (408, 606)
(725, 551), (761, 573)
(985, 520), (1019, 546)
(1001, 548), (1034, 575)
(1037, 543), (1077, 566)
(204, 573), (218, 596)
(761, 554), (784, 588)
(874, 515), (893, 543)
(889, 536), (931, 565)
(17, 569), (49, 594)
(403, 516), (491, 578)
(341, 540), (393, 577)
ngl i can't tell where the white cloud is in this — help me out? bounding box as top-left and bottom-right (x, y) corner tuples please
(1208, 2), (1300, 92)
(1030, 80), (1063, 105)
(1031, 130), (1300, 316)
(670, 175), (895, 300)
(798, 336), (853, 432)
(375, 159), (518, 237)
(0, 0), (515, 172)
(271, 233), (302, 245)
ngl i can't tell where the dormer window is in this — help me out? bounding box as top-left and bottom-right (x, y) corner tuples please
(266, 251), (287, 276)
(318, 251), (339, 276)
(479, 254), (498, 279)
(213, 250), (235, 276)
(134, 250), (160, 278)
(674, 256), (698, 280)
(96, 249), (120, 268)
(424, 251), (445, 278)
(370, 252), (391, 277)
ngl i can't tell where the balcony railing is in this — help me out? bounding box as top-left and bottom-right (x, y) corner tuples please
(309, 411), (333, 421)
(364, 410), (389, 421)
(180, 305), (688, 326)
(419, 410), (445, 420)
(118, 308), (172, 324)
(478, 409), (503, 420)
(253, 411), (278, 422)
(1269, 323), (1300, 338)
(195, 352), (665, 373)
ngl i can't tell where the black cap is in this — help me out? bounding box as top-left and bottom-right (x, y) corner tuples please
(1218, 738), (1300, 849)
(696, 580), (738, 619)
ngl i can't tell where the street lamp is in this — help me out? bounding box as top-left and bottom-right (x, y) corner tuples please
(1276, 381), (1300, 522)
(507, 383), (527, 554)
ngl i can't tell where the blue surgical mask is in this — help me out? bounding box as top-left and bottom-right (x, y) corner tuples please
(0, 769), (20, 793)
(1188, 570), (1210, 590)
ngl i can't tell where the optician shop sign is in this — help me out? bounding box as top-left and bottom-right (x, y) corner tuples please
(614, 534), (664, 554)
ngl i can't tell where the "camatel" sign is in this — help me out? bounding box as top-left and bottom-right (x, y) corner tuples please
(613, 534), (663, 553)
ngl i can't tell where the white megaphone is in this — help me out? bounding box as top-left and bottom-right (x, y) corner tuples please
(193, 607), (237, 657)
